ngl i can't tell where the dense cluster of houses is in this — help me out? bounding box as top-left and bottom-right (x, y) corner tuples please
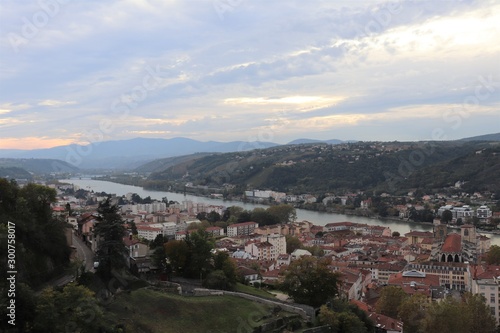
(53, 183), (500, 332)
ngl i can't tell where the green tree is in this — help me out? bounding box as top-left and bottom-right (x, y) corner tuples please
(206, 211), (221, 224)
(93, 199), (127, 280)
(267, 204), (297, 224)
(281, 256), (340, 307)
(251, 208), (280, 226)
(185, 230), (214, 278)
(286, 235), (302, 254)
(203, 270), (230, 290)
(130, 220), (138, 235)
(420, 296), (468, 333)
(464, 293), (497, 333)
(375, 286), (408, 318)
(213, 251), (238, 288)
(397, 293), (429, 333)
(486, 245), (500, 265)
(33, 283), (103, 333)
(164, 240), (190, 273)
(441, 209), (453, 223)
(319, 305), (368, 333)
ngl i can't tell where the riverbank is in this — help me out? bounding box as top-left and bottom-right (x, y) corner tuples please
(92, 177), (433, 227)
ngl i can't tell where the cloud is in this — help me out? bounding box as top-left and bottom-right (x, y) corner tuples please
(0, 0), (498, 148)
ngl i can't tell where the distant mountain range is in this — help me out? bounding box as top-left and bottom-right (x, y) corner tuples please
(0, 158), (78, 178)
(0, 137), (355, 170)
(0, 133), (497, 171)
(458, 132), (500, 142)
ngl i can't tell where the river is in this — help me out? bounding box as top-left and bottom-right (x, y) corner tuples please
(61, 178), (499, 246)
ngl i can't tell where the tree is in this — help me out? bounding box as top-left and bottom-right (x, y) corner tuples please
(33, 283), (103, 333)
(185, 230), (214, 278)
(281, 256), (340, 307)
(486, 245), (500, 265)
(420, 296), (468, 333)
(213, 251), (238, 288)
(441, 209), (453, 223)
(207, 211), (221, 224)
(251, 208), (280, 226)
(392, 231), (400, 237)
(397, 293), (429, 333)
(203, 270), (230, 290)
(93, 199), (127, 280)
(130, 220), (138, 235)
(375, 286), (408, 318)
(464, 293), (497, 333)
(267, 204), (297, 224)
(286, 235), (302, 254)
(164, 240), (189, 274)
(319, 305), (369, 333)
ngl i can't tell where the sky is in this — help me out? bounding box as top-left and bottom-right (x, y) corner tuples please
(0, 0), (499, 150)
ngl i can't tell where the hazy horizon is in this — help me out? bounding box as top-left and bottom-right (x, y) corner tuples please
(1, 1), (499, 149)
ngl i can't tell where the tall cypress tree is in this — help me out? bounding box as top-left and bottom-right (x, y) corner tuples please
(93, 198), (127, 281)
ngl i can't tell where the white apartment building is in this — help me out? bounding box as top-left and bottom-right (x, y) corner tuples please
(227, 222), (259, 237)
(471, 265), (500, 325)
(477, 206), (493, 220)
(260, 234), (287, 255)
(137, 225), (163, 241)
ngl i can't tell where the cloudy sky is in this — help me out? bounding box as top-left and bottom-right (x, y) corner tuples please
(1, 0), (499, 149)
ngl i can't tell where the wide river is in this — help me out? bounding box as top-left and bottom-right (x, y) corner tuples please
(61, 178), (500, 246)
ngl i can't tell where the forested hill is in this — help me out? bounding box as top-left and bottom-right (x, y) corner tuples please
(0, 158), (79, 174)
(0, 180), (71, 289)
(146, 141), (500, 194)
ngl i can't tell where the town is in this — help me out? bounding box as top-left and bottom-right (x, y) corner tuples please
(50, 180), (500, 332)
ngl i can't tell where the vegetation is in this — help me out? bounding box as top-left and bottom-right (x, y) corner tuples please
(141, 141), (500, 195)
(319, 301), (374, 333)
(0, 180), (71, 289)
(374, 286), (497, 333)
(486, 245), (500, 265)
(93, 199), (128, 281)
(102, 288), (288, 333)
(280, 256), (340, 307)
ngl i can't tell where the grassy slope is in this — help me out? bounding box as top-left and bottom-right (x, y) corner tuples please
(104, 288), (277, 333)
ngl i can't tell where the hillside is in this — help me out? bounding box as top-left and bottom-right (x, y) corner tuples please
(459, 132), (500, 142)
(402, 145), (500, 192)
(134, 152), (212, 173)
(103, 288), (300, 333)
(0, 137), (278, 169)
(0, 158), (79, 174)
(146, 141), (499, 194)
(0, 166), (33, 180)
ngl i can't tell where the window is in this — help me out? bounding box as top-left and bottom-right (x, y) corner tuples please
(491, 295), (496, 304)
(491, 307), (496, 315)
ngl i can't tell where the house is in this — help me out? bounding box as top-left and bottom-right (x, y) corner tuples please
(123, 236), (149, 258)
(227, 222), (259, 237)
(291, 249), (312, 260)
(238, 266), (260, 282)
(206, 226), (224, 237)
(245, 241), (275, 261)
(136, 224), (163, 241)
(277, 254), (291, 266)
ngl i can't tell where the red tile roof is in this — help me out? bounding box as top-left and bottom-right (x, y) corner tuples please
(441, 233), (461, 253)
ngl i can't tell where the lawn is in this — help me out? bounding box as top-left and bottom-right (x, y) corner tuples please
(103, 288), (278, 333)
(234, 283), (278, 300)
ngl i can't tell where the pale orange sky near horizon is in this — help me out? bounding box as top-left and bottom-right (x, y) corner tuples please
(0, 137), (75, 150)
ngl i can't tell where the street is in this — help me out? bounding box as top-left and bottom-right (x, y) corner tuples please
(72, 231), (95, 273)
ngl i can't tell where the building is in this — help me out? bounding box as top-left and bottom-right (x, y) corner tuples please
(477, 205), (493, 221)
(245, 241), (275, 261)
(206, 226), (224, 237)
(136, 225), (163, 241)
(260, 233), (287, 255)
(471, 264), (500, 325)
(227, 221), (258, 237)
(406, 261), (470, 290)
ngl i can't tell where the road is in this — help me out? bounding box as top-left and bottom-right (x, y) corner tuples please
(72, 231), (95, 273)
